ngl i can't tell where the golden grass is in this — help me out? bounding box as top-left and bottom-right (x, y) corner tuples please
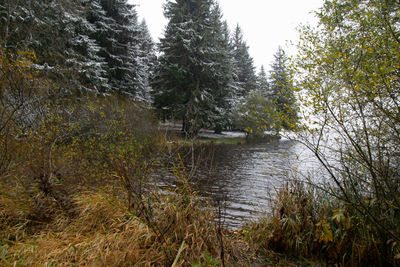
(0, 185), (253, 266)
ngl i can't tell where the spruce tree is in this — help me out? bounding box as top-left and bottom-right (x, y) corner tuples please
(63, 0), (109, 94)
(0, 0), (109, 95)
(256, 65), (269, 97)
(136, 19), (157, 101)
(89, 0), (142, 96)
(0, 0), (153, 99)
(231, 24), (257, 101)
(153, 0), (232, 137)
(269, 47), (297, 130)
(209, 5), (235, 133)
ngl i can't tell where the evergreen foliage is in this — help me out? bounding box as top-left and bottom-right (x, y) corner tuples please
(256, 65), (269, 96)
(88, 0), (142, 96)
(0, 0), (155, 98)
(0, 0), (107, 95)
(269, 47), (297, 130)
(209, 7), (236, 133)
(231, 24), (257, 101)
(136, 19), (157, 101)
(0, 0), (293, 135)
(152, 0), (233, 137)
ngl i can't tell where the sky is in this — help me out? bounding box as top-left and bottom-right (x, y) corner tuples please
(129, 0), (323, 72)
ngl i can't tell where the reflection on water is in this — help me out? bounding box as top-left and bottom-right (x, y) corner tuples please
(188, 138), (321, 228)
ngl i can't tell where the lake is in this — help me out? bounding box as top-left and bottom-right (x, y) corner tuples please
(186, 138), (322, 228)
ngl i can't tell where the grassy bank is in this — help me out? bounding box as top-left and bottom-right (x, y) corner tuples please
(0, 98), (256, 266)
(1, 96), (397, 266)
(0, 94), (323, 266)
(197, 136), (247, 145)
(169, 133), (280, 146)
(198, 135), (279, 145)
(0, 184), (253, 266)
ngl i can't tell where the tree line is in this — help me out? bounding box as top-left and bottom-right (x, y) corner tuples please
(0, 0), (297, 137)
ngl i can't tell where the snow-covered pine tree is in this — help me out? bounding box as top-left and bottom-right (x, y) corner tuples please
(62, 0), (109, 94)
(0, 0), (108, 95)
(153, 0), (232, 137)
(89, 0), (142, 96)
(136, 19), (157, 101)
(210, 6), (235, 133)
(231, 24), (257, 100)
(256, 65), (269, 97)
(269, 46), (297, 130)
(0, 0), (154, 99)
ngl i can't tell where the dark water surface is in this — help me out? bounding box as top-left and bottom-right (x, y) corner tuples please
(187, 138), (321, 228)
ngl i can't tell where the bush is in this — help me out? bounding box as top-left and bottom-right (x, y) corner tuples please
(233, 91), (277, 137)
(246, 181), (400, 266)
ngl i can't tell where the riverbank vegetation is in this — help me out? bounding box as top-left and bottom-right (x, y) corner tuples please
(0, 48), (272, 266)
(0, 86), (254, 265)
(245, 0), (400, 266)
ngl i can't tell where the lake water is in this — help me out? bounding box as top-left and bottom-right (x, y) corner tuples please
(187, 138), (322, 228)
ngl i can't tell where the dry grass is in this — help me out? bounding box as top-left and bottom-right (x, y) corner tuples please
(245, 182), (400, 266)
(0, 92), (257, 266)
(0, 183), (253, 266)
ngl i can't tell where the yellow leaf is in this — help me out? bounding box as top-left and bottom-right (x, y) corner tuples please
(317, 220), (333, 243)
(332, 208), (345, 224)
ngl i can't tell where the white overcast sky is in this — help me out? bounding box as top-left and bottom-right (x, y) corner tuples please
(129, 0), (323, 71)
